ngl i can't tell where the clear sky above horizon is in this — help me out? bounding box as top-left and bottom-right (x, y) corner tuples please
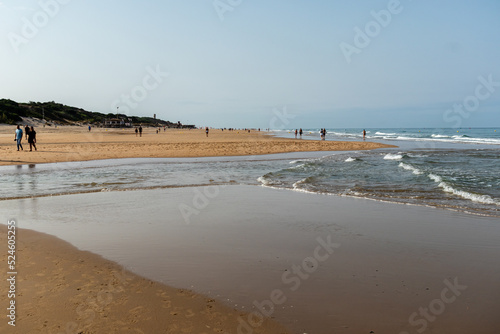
(1, 0), (499, 129)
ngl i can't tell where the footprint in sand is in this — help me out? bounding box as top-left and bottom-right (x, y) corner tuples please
(184, 309), (195, 318)
(128, 306), (144, 316)
(161, 300), (172, 309)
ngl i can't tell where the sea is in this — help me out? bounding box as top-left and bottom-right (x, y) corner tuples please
(0, 127), (499, 218)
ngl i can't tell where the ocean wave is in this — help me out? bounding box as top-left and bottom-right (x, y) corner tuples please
(428, 173), (499, 205)
(257, 175), (272, 186)
(289, 157), (316, 164)
(431, 134), (450, 138)
(287, 163), (306, 170)
(395, 136), (418, 141)
(383, 153), (404, 160)
(428, 173), (442, 183)
(292, 178), (307, 189)
(375, 132), (396, 136)
(345, 157), (356, 162)
(399, 162), (423, 175)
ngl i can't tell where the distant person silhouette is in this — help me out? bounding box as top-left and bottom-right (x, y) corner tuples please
(139, 126), (143, 137)
(25, 125), (30, 140)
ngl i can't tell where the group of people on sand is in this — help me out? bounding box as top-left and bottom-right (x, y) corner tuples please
(294, 128), (367, 140)
(294, 128), (304, 139)
(15, 125), (37, 151)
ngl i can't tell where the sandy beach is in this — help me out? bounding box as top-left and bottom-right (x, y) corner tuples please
(0, 224), (290, 334)
(1, 124), (498, 333)
(0, 125), (393, 166)
(1, 185), (499, 333)
(0, 125), (395, 333)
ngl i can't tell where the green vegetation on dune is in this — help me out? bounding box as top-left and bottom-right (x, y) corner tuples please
(0, 99), (190, 127)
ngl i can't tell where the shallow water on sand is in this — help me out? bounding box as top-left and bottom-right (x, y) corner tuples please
(2, 186), (500, 334)
(1, 143), (498, 217)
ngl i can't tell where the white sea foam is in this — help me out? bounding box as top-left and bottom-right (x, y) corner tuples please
(399, 162), (423, 175)
(345, 157), (356, 162)
(428, 173), (442, 183)
(257, 176), (271, 186)
(383, 153), (403, 160)
(292, 178), (307, 189)
(427, 173), (499, 205)
(441, 183), (498, 205)
(288, 163), (305, 170)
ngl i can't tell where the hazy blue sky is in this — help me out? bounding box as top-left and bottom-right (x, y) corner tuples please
(1, 0), (499, 128)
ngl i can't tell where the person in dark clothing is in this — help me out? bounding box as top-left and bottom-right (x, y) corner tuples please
(28, 126), (37, 151)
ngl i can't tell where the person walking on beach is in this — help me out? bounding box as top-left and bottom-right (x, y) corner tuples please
(28, 126), (37, 151)
(299, 128), (303, 138)
(25, 124), (30, 140)
(15, 125), (23, 151)
(88, 125), (91, 132)
(295, 129), (298, 139)
(363, 129), (366, 140)
(139, 126), (143, 137)
(135, 127), (138, 137)
(205, 127), (209, 137)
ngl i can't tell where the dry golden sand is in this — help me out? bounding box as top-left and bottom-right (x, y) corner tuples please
(0, 225), (289, 334)
(0, 125), (394, 165)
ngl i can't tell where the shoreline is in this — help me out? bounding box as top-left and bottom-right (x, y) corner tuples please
(0, 224), (290, 334)
(0, 125), (395, 166)
(2, 185), (500, 333)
